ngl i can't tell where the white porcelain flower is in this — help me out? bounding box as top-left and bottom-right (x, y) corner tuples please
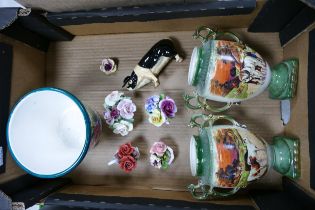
(167, 146), (175, 165)
(104, 91), (123, 107)
(112, 120), (133, 136)
(150, 154), (162, 169)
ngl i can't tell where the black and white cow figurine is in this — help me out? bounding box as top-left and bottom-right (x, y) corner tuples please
(122, 39), (183, 90)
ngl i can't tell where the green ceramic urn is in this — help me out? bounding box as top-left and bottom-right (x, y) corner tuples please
(188, 114), (300, 200)
(184, 26), (299, 112)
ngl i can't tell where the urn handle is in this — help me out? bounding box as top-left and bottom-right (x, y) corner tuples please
(209, 187), (241, 198)
(215, 31), (241, 43)
(193, 26), (241, 44)
(189, 114), (245, 129)
(188, 182), (210, 200)
(183, 92), (233, 113)
(188, 182), (240, 200)
(193, 26), (216, 43)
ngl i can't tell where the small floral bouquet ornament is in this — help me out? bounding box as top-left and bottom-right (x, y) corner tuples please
(150, 141), (174, 170)
(100, 58), (117, 75)
(145, 94), (177, 127)
(108, 143), (140, 173)
(103, 91), (136, 136)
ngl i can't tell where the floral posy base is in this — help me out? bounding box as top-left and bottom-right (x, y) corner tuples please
(145, 94), (177, 127)
(150, 141), (174, 170)
(108, 143), (140, 173)
(100, 58), (117, 75)
(103, 91), (136, 136)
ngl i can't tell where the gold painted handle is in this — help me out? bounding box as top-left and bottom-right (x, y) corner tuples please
(215, 31), (241, 43)
(209, 187), (240, 198)
(183, 93), (233, 113)
(189, 114), (244, 129)
(183, 93), (202, 110)
(193, 26), (242, 44)
(188, 182), (240, 200)
(193, 26), (216, 43)
(188, 183), (209, 200)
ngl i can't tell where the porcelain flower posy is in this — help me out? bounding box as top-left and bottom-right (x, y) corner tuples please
(145, 94), (177, 127)
(103, 91), (136, 136)
(149, 141), (174, 170)
(100, 58), (117, 75)
(108, 142), (140, 173)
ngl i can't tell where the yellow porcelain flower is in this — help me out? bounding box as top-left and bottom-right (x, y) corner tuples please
(148, 109), (166, 127)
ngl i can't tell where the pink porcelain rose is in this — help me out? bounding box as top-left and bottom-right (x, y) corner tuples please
(117, 98), (136, 119)
(150, 141), (167, 157)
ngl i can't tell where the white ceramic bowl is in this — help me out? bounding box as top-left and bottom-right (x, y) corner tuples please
(7, 87), (91, 178)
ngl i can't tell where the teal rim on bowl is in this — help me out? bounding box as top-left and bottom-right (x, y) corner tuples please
(6, 87), (91, 178)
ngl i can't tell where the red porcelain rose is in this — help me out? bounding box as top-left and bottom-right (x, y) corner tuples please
(118, 143), (134, 158)
(108, 142), (140, 173)
(119, 155), (137, 173)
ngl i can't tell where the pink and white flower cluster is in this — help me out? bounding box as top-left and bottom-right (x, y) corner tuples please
(103, 91), (136, 136)
(149, 141), (174, 170)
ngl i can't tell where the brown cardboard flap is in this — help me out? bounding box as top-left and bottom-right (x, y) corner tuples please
(60, 1), (264, 36)
(0, 34), (46, 184)
(16, 0), (183, 13)
(283, 27), (315, 196)
(62, 15), (260, 36)
(60, 185), (255, 206)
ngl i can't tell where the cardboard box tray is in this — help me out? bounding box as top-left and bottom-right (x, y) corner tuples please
(0, 23), (312, 205)
(45, 29), (284, 190)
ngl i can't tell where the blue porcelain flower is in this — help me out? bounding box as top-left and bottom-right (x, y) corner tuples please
(145, 95), (160, 114)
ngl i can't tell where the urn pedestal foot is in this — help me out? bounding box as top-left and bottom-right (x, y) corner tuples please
(268, 58), (299, 99)
(269, 136), (300, 179)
